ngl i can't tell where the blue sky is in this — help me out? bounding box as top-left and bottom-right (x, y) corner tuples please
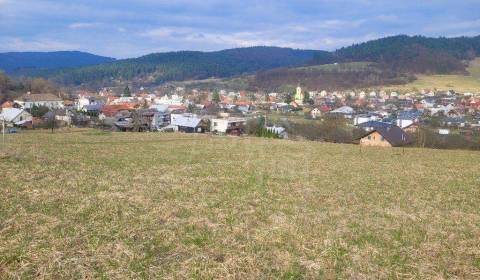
(0, 0), (479, 58)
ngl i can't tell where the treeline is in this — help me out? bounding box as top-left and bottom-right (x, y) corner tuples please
(413, 128), (480, 150)
(40, 47), (325, 86)
(0, 72), (58, 103)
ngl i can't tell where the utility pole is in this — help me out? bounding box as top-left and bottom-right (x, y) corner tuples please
(2, 117), (5, 145)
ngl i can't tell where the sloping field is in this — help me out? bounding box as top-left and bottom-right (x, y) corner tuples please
(384, 58), (480, 93)
(1, 131), (480, 279)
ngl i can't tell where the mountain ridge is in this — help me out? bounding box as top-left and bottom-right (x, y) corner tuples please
(2, 34), (480, 88)
(0, 51), (115, 74)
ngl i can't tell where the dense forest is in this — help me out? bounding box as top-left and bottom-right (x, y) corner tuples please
(0, 51), (115, 75)
(2, 35), (480, 88)
(330, 35), (480, 74)
(25, 47), (326, 87)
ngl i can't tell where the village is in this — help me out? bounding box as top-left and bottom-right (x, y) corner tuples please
(1, 84), (480, 148)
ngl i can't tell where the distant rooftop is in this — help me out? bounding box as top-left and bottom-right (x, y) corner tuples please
(17, 93), (62, 102)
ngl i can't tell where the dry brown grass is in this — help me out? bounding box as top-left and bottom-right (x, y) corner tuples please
(1, 130), (480, 279)
(383, 58), (480, 93)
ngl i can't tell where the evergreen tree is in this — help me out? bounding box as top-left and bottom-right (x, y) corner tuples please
(212, 91), (221, 103)
(303, 91), (310, 104)
(123, 86), (131, 97)
(285, 93), (292, 104)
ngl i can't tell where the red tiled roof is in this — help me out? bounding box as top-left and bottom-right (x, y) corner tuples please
(168, 105), (186, 110)
(1, 101), (14, 108)
(235, 101), (251, 106)
(101, 104), (135, 117)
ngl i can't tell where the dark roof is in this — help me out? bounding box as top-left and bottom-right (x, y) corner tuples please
(358, 121), (394, 129)
(362, 126), (412, 147)
(397, 111), (422, 120)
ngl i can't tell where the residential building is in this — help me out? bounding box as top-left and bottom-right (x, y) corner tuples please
(170, 113), (209, 133)
(15, 93), (64, 109)
(211, 117), (247, 135)
(359, 126), (411, 147)
(0, 108), (33, 127)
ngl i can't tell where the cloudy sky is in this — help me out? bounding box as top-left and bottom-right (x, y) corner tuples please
(0, 0), (479, 58)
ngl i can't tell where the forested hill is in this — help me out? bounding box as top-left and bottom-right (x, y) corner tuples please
(326, 35), (480, 74)
(0, 51), (115, 74)
(7, 35), (480, 87)
(38, 47), (327, 86)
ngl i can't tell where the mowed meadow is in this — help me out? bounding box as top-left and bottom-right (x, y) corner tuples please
(1, 130), (480, 279)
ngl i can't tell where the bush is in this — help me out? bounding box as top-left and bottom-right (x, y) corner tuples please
(287, 116), (363, 143)
(30, 105), (50, 117)
(414, 128), (480, 150)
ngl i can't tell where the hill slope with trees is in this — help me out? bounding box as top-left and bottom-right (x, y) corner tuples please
(0, 51), (115, 75)
(330, 35), (480, 74)
(40, 47), (327, 87)
(4, 35), (480, 88)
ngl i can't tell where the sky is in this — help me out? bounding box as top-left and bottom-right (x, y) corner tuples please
(0, 0), (479, 58)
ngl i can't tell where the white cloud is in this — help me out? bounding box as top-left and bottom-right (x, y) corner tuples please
(68, 22), (98, 29)
(139, 26), (383, 51)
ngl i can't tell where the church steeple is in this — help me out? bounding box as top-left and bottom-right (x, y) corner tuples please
(295, 85), (304, 105)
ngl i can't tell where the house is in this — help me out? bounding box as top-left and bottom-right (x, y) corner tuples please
(170, 114), (209, 133)
(1, 101), (15, 109)
(149, 104), (170, 128)
(438, 129), (450, 135)
(0, 108), (33, 127)
(353, 113), (381, 125)
(403, 122), (420, 134)
(76, 96), (92, 110)
(330, 106), (355, 118)
(358, 121), (395, 132)
(310, 108), (322, 119)
(443, 117), (466, 127)
(211, 117), (247, 135)
(359, 126), (411, 147)
(100, 104), (135, 118)
(83, 104), (103, 114)
(114, 109), (164, 132)
(396, 111), (421, 128)
(15, 93), (64, 109)
(54, 109), (73, 126)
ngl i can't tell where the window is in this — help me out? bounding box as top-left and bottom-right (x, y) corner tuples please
(214, 122), (218, 126)
(367, 136), (371, 140)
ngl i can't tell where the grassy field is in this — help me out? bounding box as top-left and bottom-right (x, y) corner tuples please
(1, 131), (480, 279)
(384, 58), (480, 93)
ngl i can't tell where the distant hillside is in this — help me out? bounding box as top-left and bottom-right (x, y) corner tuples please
(251, 35), (480, 92)
(249, 62), (415, 92)
(40, 47), (327, 87)
(329, 35), (480, 74)
(0, 51), (115, 74)
(6, 35), (480, 88)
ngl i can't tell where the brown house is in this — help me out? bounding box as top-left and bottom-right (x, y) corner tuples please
(359, 126), (411, 147)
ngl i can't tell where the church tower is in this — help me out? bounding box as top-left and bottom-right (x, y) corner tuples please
(295, 85), (304, 105)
